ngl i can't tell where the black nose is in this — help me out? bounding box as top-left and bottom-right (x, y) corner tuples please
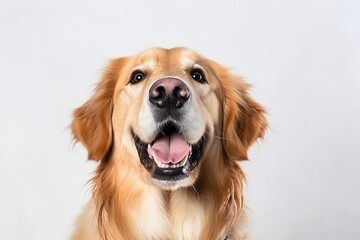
(149, 78), (190, 108)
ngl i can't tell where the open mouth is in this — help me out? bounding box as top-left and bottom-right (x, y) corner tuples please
(133, 121), (205, 182)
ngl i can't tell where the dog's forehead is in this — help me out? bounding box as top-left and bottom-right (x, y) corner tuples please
(134, 47), (201, 70)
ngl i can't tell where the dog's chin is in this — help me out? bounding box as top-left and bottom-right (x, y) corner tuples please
(132, 122), (205, 191)
(151, 176), (196, 191)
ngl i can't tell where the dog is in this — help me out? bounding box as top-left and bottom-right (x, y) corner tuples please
(70, 47), (267, 240)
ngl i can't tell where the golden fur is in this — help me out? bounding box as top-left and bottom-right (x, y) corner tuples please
(70, 47), (267, 240)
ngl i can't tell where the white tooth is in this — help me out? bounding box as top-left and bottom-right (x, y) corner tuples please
(180, 154), (188, 166)
(148, 145), (154, 159)
(153, 153), (162, 167)
(152, 153), (158, 166)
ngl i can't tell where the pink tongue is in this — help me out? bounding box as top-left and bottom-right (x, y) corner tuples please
(148, 133), (191, 164)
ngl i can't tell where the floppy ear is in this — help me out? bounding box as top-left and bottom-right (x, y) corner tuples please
(70, 58), (128, 161)
(209, 61), (268, 160)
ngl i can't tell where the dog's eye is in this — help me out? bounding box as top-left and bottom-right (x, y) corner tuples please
(190, 69), (206, 83)
(130, 71), (145, 84)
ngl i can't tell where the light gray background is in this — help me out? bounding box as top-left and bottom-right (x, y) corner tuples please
(0, 0), (359, 239)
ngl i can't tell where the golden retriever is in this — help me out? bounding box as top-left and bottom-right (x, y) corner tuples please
(70, 47), (267, 240)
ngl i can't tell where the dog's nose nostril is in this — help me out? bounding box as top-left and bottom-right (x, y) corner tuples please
(149, 78), (190, 109)
(173, 86), (190, 108)
(150, 86), (165, 99)
(179, 88), (189, 98)
(150, 86), (167, 108)
(174, 86), (190, 99)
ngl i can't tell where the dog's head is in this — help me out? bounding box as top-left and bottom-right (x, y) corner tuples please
(71, 47), (267, 190)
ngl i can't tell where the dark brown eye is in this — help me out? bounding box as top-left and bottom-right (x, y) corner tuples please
(130, 71), (145, 84)
(190, 69), (206, 83)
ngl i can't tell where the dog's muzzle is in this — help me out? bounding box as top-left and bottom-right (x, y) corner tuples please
(132, 78), (205, 186)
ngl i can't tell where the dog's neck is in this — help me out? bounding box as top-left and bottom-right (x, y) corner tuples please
(92, 150), (243, 239)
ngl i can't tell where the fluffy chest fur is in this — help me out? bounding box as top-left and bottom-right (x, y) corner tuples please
(131, 188), (206, 240)
(91, 158), (233, 240)
(74, 188), (237, 240)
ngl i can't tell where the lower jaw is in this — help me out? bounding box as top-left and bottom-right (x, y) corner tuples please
(150, 160), (191, 181)
(150, 174), (195, 190)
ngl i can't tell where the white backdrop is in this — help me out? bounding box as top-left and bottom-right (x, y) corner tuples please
(1, 0), (359, 239)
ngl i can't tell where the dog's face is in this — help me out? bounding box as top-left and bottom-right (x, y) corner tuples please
(71, 47), (267, 191)
(112, 48), (221, 190)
